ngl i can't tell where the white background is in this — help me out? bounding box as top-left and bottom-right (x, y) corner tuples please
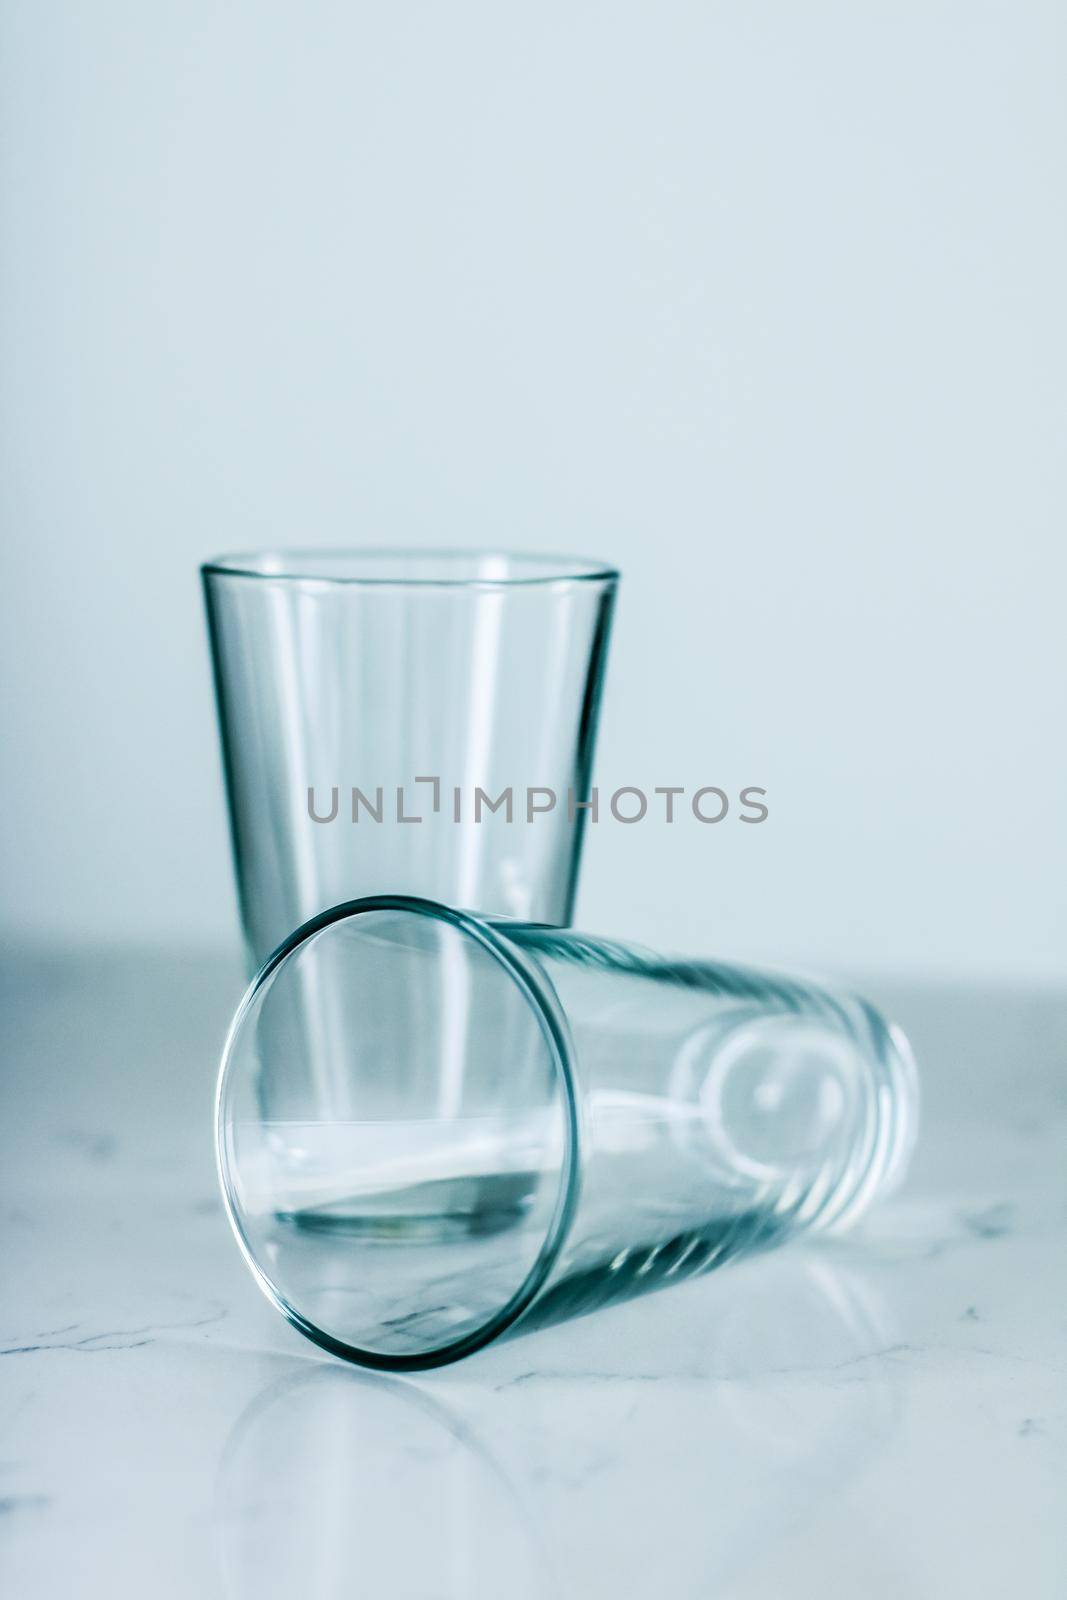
(2, 1), (1063, 981)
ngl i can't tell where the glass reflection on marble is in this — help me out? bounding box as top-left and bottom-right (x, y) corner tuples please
(217, 1258), (898, 1600)
(218, 1369), (551, 1600)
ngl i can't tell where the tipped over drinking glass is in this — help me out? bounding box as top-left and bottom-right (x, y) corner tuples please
(215, 896), (918, 1370)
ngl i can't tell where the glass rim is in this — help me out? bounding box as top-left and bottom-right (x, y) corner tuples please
(201, 547), (620, 590)
(215, 893), (583, 1372)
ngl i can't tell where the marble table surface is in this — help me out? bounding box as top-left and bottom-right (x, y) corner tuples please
(1, 947), (1064, 1599)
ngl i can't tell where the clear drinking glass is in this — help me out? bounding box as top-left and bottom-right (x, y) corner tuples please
(202, 550), (618, 969)
(216, 895), (919, 1371)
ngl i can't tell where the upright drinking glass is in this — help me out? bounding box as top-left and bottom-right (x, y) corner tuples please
(202, 550), (618, 968)
(217, 896), (919, 1370)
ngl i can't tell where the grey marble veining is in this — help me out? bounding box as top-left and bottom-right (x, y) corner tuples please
(1, 950), (1064, 1598)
